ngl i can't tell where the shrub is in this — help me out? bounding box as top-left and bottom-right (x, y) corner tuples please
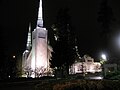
(35, 79), (120, 90)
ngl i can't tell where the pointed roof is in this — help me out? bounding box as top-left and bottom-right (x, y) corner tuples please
(26, 23), (32, 50)
(37, 0), (43, 27)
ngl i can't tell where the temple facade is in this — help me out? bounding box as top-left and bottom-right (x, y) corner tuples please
(69, 55), (102, 74)
(22, 0), (53, 78)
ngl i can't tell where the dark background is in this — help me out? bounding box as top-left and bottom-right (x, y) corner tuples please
(1, 0), (120, 62)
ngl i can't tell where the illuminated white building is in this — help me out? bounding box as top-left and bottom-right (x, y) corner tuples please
(22, 0), (53, 78)
(69, 55), (102, 74)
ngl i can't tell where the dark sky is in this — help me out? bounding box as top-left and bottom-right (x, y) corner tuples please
(1, 0), (120, 60)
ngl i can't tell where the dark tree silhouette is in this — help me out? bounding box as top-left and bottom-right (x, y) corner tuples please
(97, 0), (115, 51)
(98, 0), (114, 34)
(51, 8), (76, 75)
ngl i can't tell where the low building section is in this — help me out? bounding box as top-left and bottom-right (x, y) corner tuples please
(69, 55), (102, 74)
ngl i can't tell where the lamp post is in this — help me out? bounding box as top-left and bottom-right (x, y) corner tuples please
(101, 54), (107, 61)
(13, 55), (16, 59)
(101, 54), (107, 78)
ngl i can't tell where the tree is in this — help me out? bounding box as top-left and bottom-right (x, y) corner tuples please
(51, 8), (76, 76)
(98, 0), (114, 34)
(97, 0), (115, 49)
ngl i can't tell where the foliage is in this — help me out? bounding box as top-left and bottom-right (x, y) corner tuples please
(110, 75), (120, 80)
(51, 8), (76, 68)
(105, 71), (120, 79)
(23, 67), (33, 77)
(97, 0), (114, 31)
(23, 67), (51, 78)
(97, 0), (115, 50)
(0, 55), (18, 79)
(35, 79), (120, 90)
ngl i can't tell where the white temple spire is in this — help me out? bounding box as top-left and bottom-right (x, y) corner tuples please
(22, 0), (53, 78)
(37, 0), (43, 27)
(26, 23), (32, 50)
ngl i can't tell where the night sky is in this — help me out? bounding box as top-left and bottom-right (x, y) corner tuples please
(1, 0), (120, 61)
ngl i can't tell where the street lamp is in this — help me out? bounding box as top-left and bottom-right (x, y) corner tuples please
(100, 53), (107, 64)
(101, 53), (107, 78)
(101, 54), (107, 61)
(13, 55), (16, 59)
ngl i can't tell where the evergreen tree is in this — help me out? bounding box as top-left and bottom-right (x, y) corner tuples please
(51, 8), (76, 75)
(98, 0), (114, 34)
(97, 0), (115, 49)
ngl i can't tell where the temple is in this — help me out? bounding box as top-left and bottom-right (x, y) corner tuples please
(22, 0), (53, 78)
(69, 55), (102, 74)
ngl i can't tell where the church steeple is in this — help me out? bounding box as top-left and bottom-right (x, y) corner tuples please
(37, 0), (43, 27)
(26, 23), (32, 50)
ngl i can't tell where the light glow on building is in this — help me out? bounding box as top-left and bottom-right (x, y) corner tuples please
(69, 55), (102, 74)
(22, 0), (53, 78)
